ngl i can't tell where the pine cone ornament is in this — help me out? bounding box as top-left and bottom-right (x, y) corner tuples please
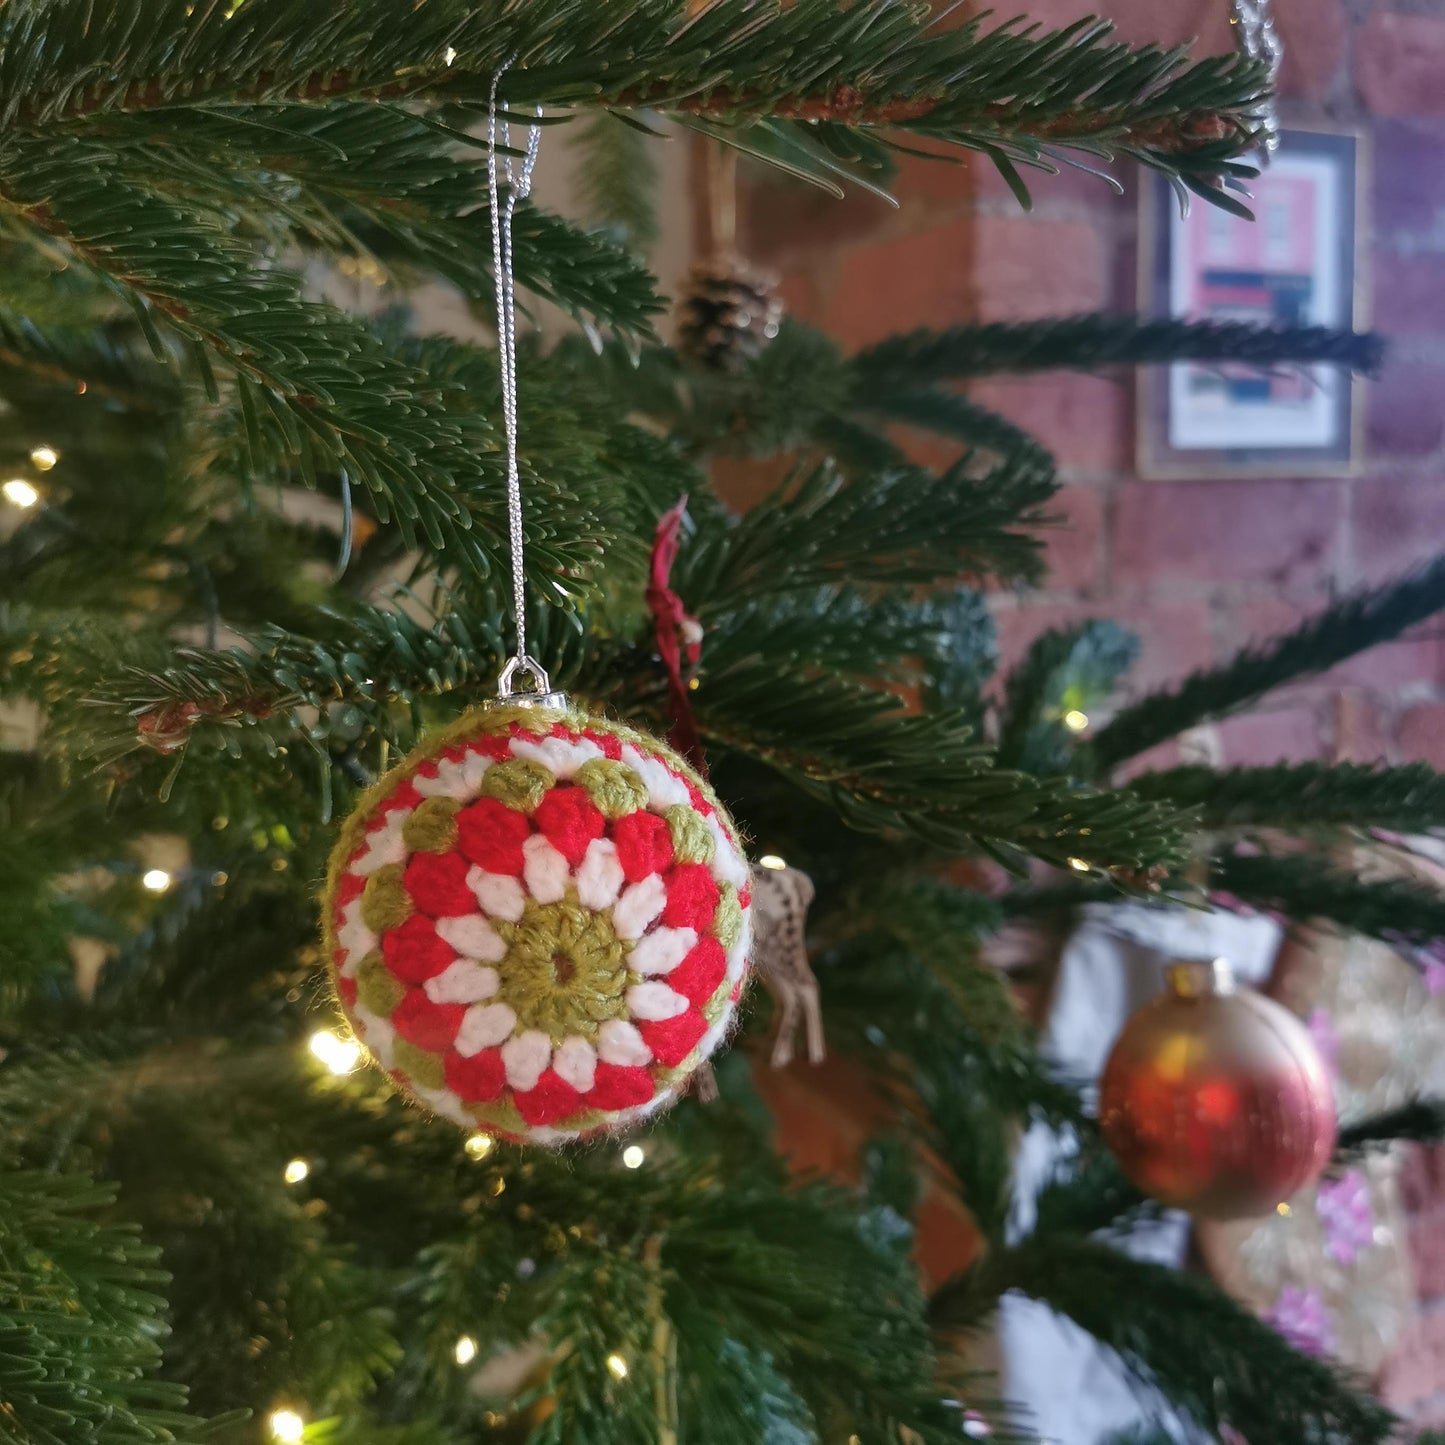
(323, 702), (752, 1145)
(677, 258), (783, 370)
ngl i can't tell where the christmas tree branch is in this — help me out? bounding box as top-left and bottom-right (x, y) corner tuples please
(853, 314), (1384, 388)
(1336, 1099), (1445, 1159)
(1213, 849), (1445, 949)
(1092, 556), (1445, 771)
(2, 1), (1269, 204)
(933, 1236), (1397, 1445)
(1127, 762), (1445, 833)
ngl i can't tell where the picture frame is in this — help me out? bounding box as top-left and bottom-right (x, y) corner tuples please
(1137, 127), (1367, 479)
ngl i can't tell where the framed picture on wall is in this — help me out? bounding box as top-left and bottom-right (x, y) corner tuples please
(1137, 128), (1366, 478)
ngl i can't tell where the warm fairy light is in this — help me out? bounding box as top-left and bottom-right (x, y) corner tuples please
(283, 1158), (310, 1185)
(454, 1334), (478, 1366)
(464, 1132), (495, 1161)
(444, 45), (457, 64)
(1276, 1201), (1292, 1217)
(1062, 709), (1090, 732)
(309, 1029), (362, 1075)
(3, 478), (39, 508)
(1067, 857), (1090, 873)
(606, 1353), (629, 1380)
(758, 854), (787, 871)
(29, 446), (58, 470)
(141, 868), (173, 893)
(621, 1144), (645, 1170)
(268, 1409), (306, 1443)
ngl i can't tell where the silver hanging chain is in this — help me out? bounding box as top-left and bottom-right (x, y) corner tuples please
(487, 65), (552, 701)
(1230, 0), (1284, 160)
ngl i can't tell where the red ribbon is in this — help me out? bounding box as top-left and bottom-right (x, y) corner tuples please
(645, 497), (707, 775)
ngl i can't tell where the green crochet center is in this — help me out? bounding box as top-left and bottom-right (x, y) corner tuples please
(494, 896), (630, 1042)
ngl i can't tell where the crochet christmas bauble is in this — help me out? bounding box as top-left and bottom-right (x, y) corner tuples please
(322, 703), (752, 1144)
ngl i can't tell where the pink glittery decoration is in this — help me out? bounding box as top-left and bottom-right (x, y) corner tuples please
(1316, 1168), (1374, 1265)
(1264, 1284), (1335, 1357)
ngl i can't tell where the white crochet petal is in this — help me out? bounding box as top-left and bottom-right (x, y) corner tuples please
(612, 874), (667, 940)
(553, 1036), (598, 1093)
(502, 1030), (552, 1091)
(510, 734), (605, 779)
(456, 1002), (517, 1056)
(351, 813), (408, 876)
(424, 960), (500, 1005)
(435, 913), (508, 962)
(620, 745), (691, 809)
(596, 1019), (653, 1067)
(351, 1007), (396, 1068)
(523, 834), (570, 905)
(461, 751), (493, 793)
(415, 755), (480, 800)
(575, 838), (625, 911)
(629, 927), (697, 977)
(725, 915), (751, 982)
(705, 816), (750, 888)
(626, 981), (689, 1021)
(336, 898), (375, 971)
(468, 867), (527, 922)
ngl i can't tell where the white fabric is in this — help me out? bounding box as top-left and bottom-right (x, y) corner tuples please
(553, 1036), (598, 1092)
(597, 1018), (653, 1067)
(626, 981), (689, 1020)
(456, 1001), (516, 1056)
(502, 1029), (551, 1091)
(629, 927), (696, 977)
(575, 838), (625, 910)
(613, 875), (667, 940)
(521, 834), (569, 904)
(424, 960), (500, 1005)
(436, 913), (508, 962)
(468, 867), (526, 922)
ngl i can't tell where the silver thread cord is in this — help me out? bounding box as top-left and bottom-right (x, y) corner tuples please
(487, 65), (543, 677)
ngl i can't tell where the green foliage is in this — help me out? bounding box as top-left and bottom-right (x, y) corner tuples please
(0, 1170), (229, 1444)
(1214, 849), (1445, 949)
(1129, 762), (1445, 832)
(934, 1236), (1399, 1445)
(1336, 1099), (1445, 1159)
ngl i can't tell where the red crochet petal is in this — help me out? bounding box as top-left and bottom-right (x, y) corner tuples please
(661, 864), (720, 931)
(638, 1009), (709, 1068)
(513, 1069), (587, 1127)
(533, 786), (606, 867)
(594, 730), (624, 761)
(336, 870), (366, 908)
(738, 886), (752, 910)
(587, 1062), (656, 1111)
(392, 989), (466, 1052)
(456, 796), (532, 875)
(384, 781), (424, 814)
(665, 937), (728, 1007)
(611, 810), (674, 883)
(445, 1047), (507, 1102)
(403, 850), (475, 918)
(335, 975), (358, 1009)
(381, 914), (457, 983)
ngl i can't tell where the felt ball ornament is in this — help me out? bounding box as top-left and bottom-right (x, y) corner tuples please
(322, 702), (752, 1145)
(1099, 959), (1336, 1220)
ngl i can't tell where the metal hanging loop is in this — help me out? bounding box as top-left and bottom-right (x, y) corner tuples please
(487, 62), (567, 710)
(1230, 0), (1284, 160)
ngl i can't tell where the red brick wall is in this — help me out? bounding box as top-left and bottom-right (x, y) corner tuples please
(738, 0), (1445, 1421)
(745, 0), (1445, 777)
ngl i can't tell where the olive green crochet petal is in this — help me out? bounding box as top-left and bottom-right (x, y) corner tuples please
(393, 1038), (446, 1091)
(575, 758), (649, 819)
(664, 803), (715, 865)
(355, 952), (406, 1017)
(713, 882), (743, 950)
(402, 795), (460, 853)
(361, 863), (412, 933)
(479, 757), (556, 812)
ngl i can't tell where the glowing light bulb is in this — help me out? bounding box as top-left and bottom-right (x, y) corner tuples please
(141, 868), (173, 893)
(269, 1409), (306, 1443)
(1062, 709), (1090, 732)
(454, 1334), (478, 1366)
(283, 1158), (310, 1185)
(758, 854), (787, 871)
(1276, 1201), (1292, 1217)
(444, 45), (457, 64)
(621, 1145), (645, 1170)
(29, 446), (57, 470)
(3, 479), (39, 508)
(308, 1030), (362, 1075)
(464, 1132), (494, 1161)
(1067, 857), (1090, 873)
(606, 1353), (629, 1380)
